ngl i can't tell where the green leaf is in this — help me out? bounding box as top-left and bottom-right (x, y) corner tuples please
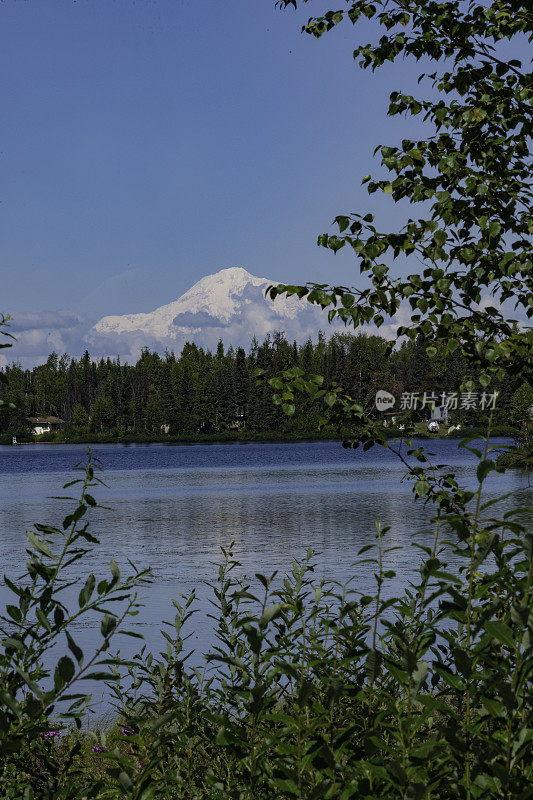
(484, 621), (515, 649)
(101, 614), (116, 638)
(63, 503), (87, 530)
(84, 671), (119, 681)
(110, 558), (120, 581)
(6, 604), (22, 623)
(3, 636), (24, 652)
(410, 661), (429, 697)
(341, 293), (355, 307)
(476, 459), (495, 483)
(414, 480), (430, 497)
(336, 215), (350, 232)
(482, 697), (505, 717)
(329, 237), (345, 253)
(36, 608), (52, 632)
(488, 220), (501, 238)
(216, 727), (242, 746)
(151, 710), (175, 732)
(243, 624), (261, 654)
(118, 772), (133, 792)
(26, 530), (53, 559)
(260, 602), (284, 626)
(365, 649), (382, 683)
(66, 632), (84, 666)
(0, 690), (23, 717)
(56, 655), (75, 685)
(270, 778), (299, 796)
(79, 573), (96, 607)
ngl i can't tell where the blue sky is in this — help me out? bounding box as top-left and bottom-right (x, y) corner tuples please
(1, 0), (431, 322)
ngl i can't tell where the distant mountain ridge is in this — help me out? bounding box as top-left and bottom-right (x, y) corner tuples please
(87, 267), (329, 359)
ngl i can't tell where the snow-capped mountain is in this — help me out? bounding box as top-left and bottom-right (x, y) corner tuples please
(86, 267), (329, 359)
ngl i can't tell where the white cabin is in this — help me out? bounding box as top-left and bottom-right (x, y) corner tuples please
(28, 416), (65, 436)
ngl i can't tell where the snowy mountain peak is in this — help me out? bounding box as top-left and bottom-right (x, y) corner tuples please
(92, 267), (274, 338)
(175, 266), (271, 319)
(191, 265), (267, 289)
(88, 266), (327, 361)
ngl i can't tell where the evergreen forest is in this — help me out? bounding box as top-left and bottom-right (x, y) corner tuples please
(0, 330), (524, 442)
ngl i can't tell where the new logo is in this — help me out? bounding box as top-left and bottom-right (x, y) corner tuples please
(375, 390), (395, 411)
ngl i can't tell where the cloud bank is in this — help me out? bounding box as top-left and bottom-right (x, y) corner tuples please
(1, 310), (92, 367)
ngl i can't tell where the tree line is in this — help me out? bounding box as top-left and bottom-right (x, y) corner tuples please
(0, 330), (521, 439)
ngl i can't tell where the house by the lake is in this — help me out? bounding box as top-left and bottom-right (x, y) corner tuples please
(27, 416), (65, 435)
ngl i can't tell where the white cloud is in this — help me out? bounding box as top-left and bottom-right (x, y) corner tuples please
(1, 310), (91, 365)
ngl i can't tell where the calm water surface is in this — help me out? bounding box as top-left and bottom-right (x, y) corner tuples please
(0, 439), (530, 709)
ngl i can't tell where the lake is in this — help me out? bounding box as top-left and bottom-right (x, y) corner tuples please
(0, 439), (530, 711)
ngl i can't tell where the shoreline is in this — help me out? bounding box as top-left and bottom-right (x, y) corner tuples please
(1, 426), (520, 447)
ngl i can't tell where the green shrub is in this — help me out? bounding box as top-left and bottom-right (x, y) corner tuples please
(0, 454), (151, 799)
(33, 431), (65, 443)
(496, 444), (533, 470)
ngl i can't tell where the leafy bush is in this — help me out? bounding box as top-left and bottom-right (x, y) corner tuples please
(0, 454), (151, 799)
(496, 444), (533, 470)
(33, 431), (65, 443)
